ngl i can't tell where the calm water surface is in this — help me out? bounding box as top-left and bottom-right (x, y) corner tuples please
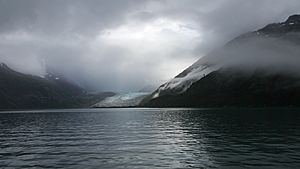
(0, 108), (300, 168)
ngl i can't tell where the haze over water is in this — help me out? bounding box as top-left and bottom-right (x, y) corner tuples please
(0, 108), (300, 168)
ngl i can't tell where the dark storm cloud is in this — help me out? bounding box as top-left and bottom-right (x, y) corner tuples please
(0, 0), (300, 92)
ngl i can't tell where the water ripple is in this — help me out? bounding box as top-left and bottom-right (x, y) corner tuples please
(0, 108), (300, 168)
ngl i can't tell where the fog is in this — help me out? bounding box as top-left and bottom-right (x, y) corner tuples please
(202, 34), (300, 74)
(1, 0), (300, 92)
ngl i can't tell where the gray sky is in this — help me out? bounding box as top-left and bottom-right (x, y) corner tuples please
(0, 0), (300, 92)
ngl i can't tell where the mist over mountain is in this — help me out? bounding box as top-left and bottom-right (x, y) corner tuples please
(0, 63), (114, 109)
(141, 15), (300, 107)
(1, 0), (300, 92)
(2, 1), (300, 108)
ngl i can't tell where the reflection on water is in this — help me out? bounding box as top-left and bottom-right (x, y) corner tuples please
(0, 108), (300, 168)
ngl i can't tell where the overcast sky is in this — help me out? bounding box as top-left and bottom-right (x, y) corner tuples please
(0, 0), (300, 92)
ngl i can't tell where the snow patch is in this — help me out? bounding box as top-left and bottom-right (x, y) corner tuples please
(152, 64), (218, 99)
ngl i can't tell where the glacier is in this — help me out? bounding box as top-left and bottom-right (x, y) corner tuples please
(93, 92), (149, 107)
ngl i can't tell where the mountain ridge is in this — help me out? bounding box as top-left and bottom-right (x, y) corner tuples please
(0, 63), (114, 109)
(141, 14), (300, 107)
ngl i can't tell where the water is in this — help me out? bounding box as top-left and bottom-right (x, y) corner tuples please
(0, 108), (300, 169)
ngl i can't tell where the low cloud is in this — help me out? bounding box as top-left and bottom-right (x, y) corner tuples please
(0, 0), (300, 92)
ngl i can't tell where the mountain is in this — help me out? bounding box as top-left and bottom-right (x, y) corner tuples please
(0, 63), (114, 109)
(141, 14), (300, 107)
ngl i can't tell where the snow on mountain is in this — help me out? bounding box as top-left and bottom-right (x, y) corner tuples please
(152, 64), (218, 99)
